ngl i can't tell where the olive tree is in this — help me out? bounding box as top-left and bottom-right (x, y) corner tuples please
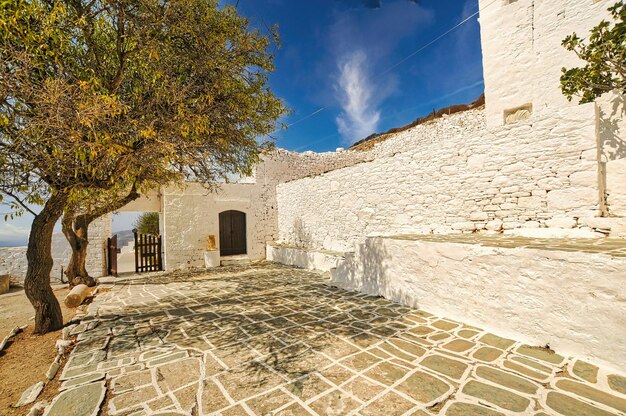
(561, 2), (625, 104)
(133, 212), (160, 236)
(0, 0), (286, 333)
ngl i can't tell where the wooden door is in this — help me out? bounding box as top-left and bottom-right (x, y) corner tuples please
(219, 210), (247, 256)
(107, 235), (118, 276)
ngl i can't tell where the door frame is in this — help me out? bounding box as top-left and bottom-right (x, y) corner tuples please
(218, 210), (248, 257)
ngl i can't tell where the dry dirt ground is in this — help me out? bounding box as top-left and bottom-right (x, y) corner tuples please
(0, 285), (74, 416)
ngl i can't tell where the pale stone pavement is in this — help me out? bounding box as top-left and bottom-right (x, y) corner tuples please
(44, 263), (626, 416)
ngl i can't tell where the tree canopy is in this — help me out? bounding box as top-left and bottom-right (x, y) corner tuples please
(561, 2), (626, 104)
(0, 0), (286, 333)
(134, 212), (159, 235)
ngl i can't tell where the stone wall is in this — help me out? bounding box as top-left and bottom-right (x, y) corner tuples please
(0, 214), (111, 282)
(597, 91), (626, 218)
(330, 235), (626, 372)
(266, 243), (344, 272)
(276, 105), (617, 252)
(160, 149), (371, 269)
(0, 247), (28, 280)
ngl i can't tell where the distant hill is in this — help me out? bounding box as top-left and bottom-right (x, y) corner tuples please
(115, 229), (135, 248)
(0, 240), (27, 248)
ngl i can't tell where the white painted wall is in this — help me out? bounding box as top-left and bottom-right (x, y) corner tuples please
(479, 0), (615, 128)
(266, 243), (344, 272)
(159, 149), (370, 270)
(275, 0), (626, 251)
(161, 182), (260, 269)
(118, 190), (162, 213)
(331, 236), (626, 372)
(597, 91), (626, 217)
(276, 108), (610, 252)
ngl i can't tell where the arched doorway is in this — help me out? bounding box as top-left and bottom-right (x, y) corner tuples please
(219, 210), (247, 256)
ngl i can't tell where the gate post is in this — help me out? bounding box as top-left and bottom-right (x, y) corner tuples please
(133, 229), (139, 274)
(158, 235), (163, 271)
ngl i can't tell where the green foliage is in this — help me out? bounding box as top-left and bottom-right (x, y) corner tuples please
(561, 2), (626, 104)
(134, 212), (159, 235)
(0, 0), (287, 219)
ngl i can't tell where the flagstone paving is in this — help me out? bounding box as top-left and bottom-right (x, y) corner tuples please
(44, 262), (626, 416)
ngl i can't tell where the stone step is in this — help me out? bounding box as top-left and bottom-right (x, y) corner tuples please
(220, 256), (251, 267)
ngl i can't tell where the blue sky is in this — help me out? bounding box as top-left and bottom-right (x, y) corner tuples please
(236, 0), (485, 152)
(0, 0), (485, 246)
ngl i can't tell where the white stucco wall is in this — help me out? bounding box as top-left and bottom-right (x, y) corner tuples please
(161, 182), (261, 269)
(479, 0), (615, 128)
(118, 190), (162, 213)
(330, 236), (626, 372)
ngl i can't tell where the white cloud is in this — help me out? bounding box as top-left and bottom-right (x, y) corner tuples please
(327, 1), (432, 143)
(335, 51), (381, 143)
(0, 221), (30, 246)
(0, 222), (29, 238)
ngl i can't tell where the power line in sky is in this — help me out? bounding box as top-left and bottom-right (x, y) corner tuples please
(291, 78), (485, 152)
(273, 0), (498, 142)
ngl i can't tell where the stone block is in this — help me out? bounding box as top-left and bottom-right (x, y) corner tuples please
(502, 221), (521, 230)
(547, 188), (598, 211)
(0, 274), (9, 294)
(517, 196), (543, 209)
(577, 217), (614, 230)
(569, 170), (597, 187)
(467, 154), (486, 171)
(451, 222), (476, 231)
(470, 212), (489, 221)
(545, 217), (577, 229)
(486, 219), (503, 231)
(523, 221), (540, 228)
(500, 186), (520, 194)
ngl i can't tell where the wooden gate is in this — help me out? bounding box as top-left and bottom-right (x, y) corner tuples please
(134, 231), (163, 273)
(219, 210), (247, 256)
(107, 235), (118, 277)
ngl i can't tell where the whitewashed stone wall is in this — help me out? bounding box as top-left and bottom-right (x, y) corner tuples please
(330, 236), (626, 372)
(277, 106), (611, 252)
(275, 0), (626, 251)
(0, 247), (28, 280)
(597, 91), (626, 218)
(0, 214), (111, 282)
(160, 149), (372, 269)
(266, 243), (344, 272)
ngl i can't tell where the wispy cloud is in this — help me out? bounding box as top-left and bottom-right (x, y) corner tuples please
(335, 51), (381, 143)
(327, 0), (431, 143)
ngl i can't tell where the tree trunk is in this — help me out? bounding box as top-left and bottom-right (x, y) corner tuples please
(61, 184), (140, 287)
(62, 214), (96, 287)
(24, 191), (68, 334)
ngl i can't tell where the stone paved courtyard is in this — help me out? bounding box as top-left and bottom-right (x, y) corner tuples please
(45, 263), (626, 416)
